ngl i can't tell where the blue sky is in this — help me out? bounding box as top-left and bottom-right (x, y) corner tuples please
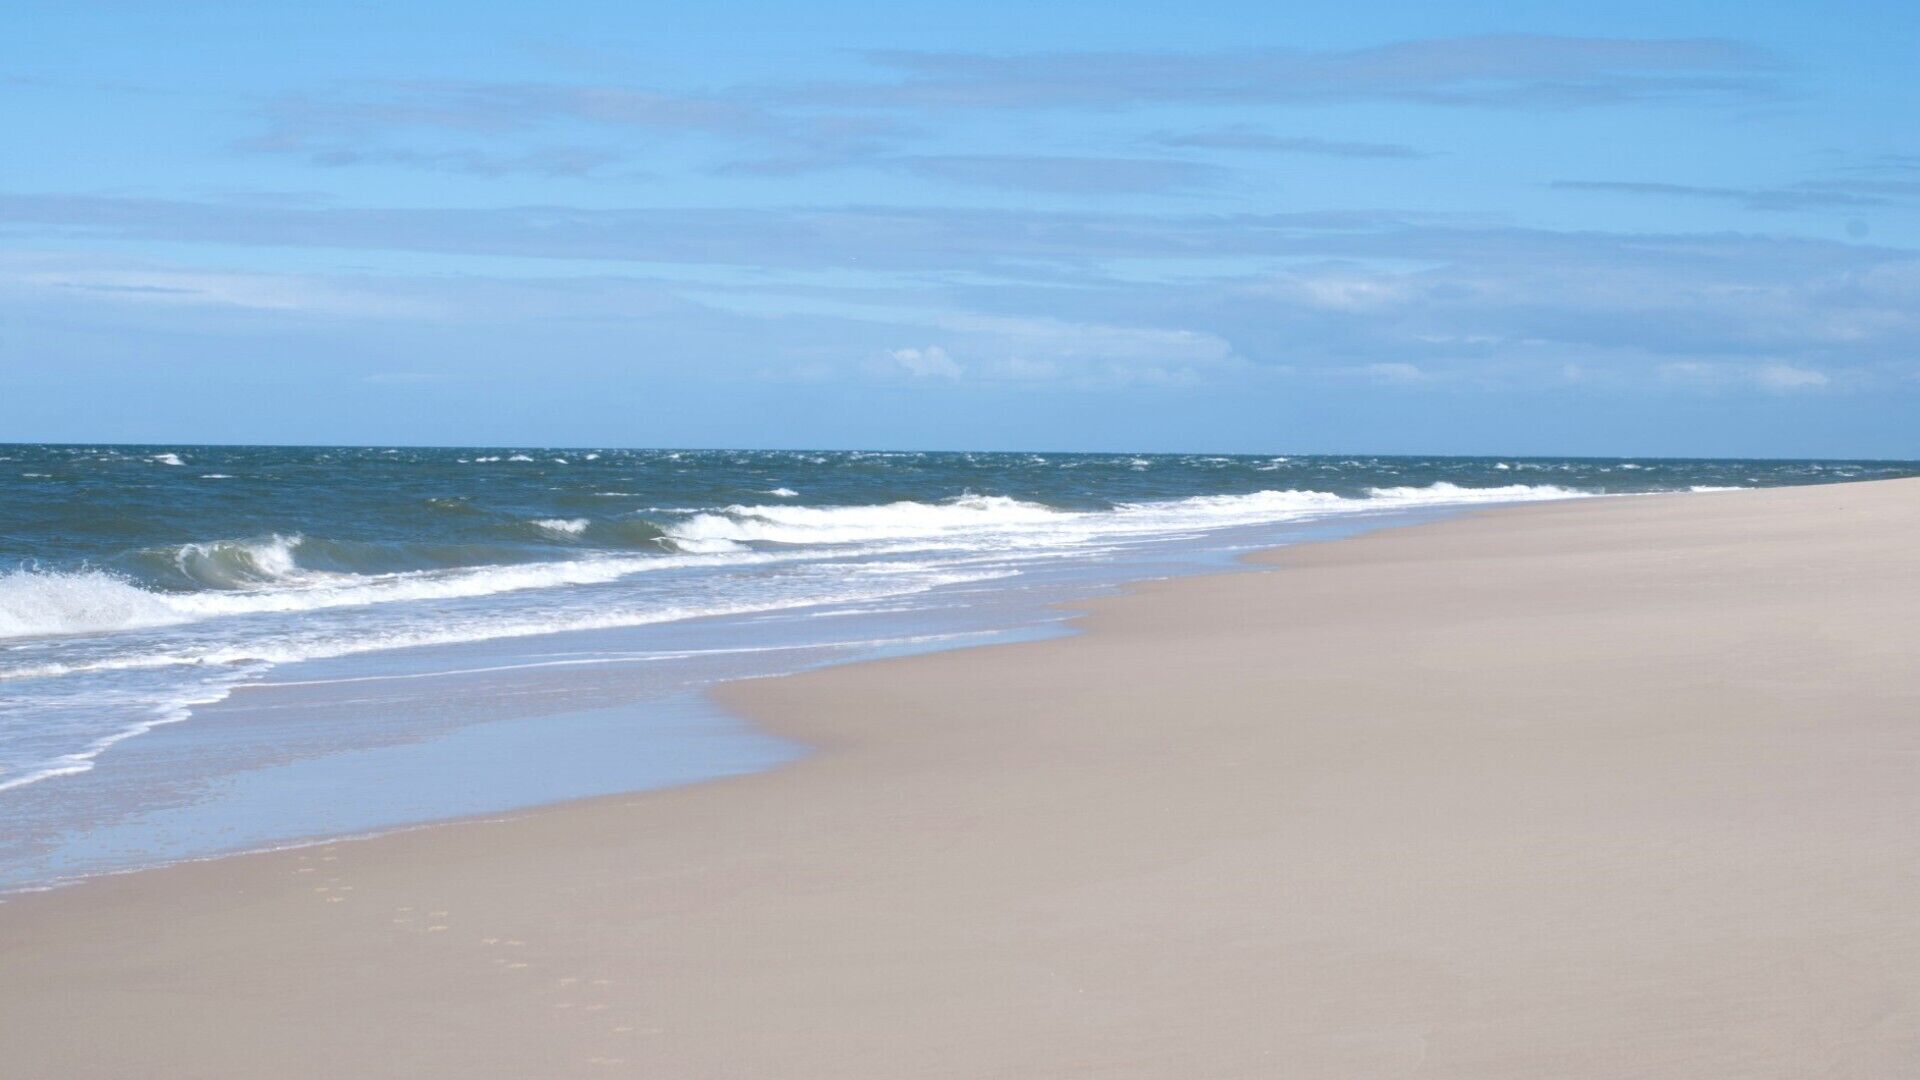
(4, 1), (1919, 455)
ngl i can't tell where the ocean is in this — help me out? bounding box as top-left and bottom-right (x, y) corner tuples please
(2, 445), (1913, 889)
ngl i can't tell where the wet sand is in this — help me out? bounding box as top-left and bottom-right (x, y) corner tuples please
(3, 479), (1917, 1078)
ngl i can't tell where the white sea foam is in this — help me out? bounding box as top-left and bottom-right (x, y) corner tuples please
(0, 569), (189, 638)
(666, 536), (750, 554)
(0, 678), (241, 793)
(663, 484), (1585, 551)
(1, 569), (1015, 683)
(150, 452), (185, 466)
(666, 494), (1064, 547)
(0, 551), (798, 642)
(1361, 482), (1583, 505)
(533, 517), (590, 536)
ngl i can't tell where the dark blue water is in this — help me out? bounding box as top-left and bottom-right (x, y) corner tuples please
(2, 445), (1913, 888)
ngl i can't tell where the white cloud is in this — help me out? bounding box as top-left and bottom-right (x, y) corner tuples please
(927, 314), (1242, 386)
(1364, 361), (1430, 384)
(887, 345), (963, 379)
(1289, 275), (1415, 313)
(0, 253), (430, 318)
(1659, 360), (1833, 392)
(1754, 363), (1830, 391)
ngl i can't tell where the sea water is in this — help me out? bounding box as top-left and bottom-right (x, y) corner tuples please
(2, 446), (1912, 888)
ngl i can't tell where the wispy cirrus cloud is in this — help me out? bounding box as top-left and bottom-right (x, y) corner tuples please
(1553, 179), (1892, 211)
(3, 194), (1916, 397)
(1143, 128), (1427, 159)
(235, 80), (900, 178)
(225, 36), (1785, 182)
(0, 193), (1419, 271)
(1658, 361), (1832, 392)
(238, 81), (770, 144)
(792, 36), (1786, 110)
(894, 154), (1221, 193)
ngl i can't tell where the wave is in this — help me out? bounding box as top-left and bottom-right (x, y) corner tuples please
(168, 534), (307, 588)
(662, 484), (1585, 549)
(2, 569), (1016, 682)
(0, 569), (189, 638)
(0, 568), (1016, 795)
(1362, 482), (1583, 505)
(1, 483), (1586, 642)
(147, 529), (676, 585)
(0, 553), (760, 641)
(664, 494), (1064, 547)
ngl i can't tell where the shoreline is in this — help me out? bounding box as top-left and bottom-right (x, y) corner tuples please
(4, 480), (1917, 1077)
(0, 504), (1457, 894)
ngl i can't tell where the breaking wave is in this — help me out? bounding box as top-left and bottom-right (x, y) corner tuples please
(665, 494), (1061, 547)
(0, 554), (747, 640)
(662, 483), (1585, 549)
(0, 483), (1583, 642)
(0, 569), (187, 638)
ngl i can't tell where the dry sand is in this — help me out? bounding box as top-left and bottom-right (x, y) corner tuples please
(3, 479), (1918, 1078)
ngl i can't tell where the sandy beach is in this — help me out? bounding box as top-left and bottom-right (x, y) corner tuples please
(3, 478), (1917, 1078)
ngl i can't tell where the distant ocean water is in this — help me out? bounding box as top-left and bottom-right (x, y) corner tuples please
(2, 445), (1914, 887)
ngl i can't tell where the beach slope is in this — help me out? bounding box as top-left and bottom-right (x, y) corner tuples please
(3, 479), (1918, 1078)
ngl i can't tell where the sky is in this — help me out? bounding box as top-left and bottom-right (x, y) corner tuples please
(3, 1), (1919, 456)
